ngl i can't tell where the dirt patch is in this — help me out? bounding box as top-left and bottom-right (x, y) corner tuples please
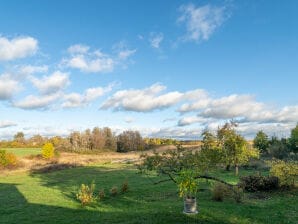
(31, 162), (80, 173)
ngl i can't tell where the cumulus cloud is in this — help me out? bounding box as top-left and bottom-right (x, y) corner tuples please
(149, 33), (164, 49)
(29, 71), (70, 95)
(101, 83), (212, 112)
(62, 83), (114, 108)
(0, 36), (38, 61)
(13, 92), (61, 110)
(67, 44), (90, 54)
(18, 65), (48, 75)
(63, 43), (136, 73)
(178, 3), (228, 42)
(66, 54), (114, 73)
(0, 73), (21, 100)
(200, 94), (264, 119)
(178, 116), (210, 127)
(0, 120), (17, 128)
(149, 127), (203, 140)
(101, 83), (182, 112)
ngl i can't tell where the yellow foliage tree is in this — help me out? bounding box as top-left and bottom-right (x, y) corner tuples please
(42, 142), (55, 159)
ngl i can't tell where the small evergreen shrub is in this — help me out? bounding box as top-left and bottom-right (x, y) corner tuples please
(121, 181), (129, 193)
(110, 186), (118, 196)
(42, 142), (55, 159)
(76, 182), (95, 206)
(240, 174), (279, 192)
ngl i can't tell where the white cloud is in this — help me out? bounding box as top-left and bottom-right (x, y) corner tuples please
(18, 65), (48, 75)
(13, 92), (61, 110)
(178, 116), (210, 127)
(0, 73), (21, 100)
(67, 44), (90, 54)
(118, 49), (137, 60)
(0, 36), (38, 61)
(200, 94), (264, 119)
(149, 33), (164, 49)
(101, 83), (183, 112)
(178, 3), (228, 42)
(29, 71), (70, 95)
(64, 43), (136, 73)
(101, 84), (210, 112)
(62, 84), (114, 108)
(67, 54), (114, 73)
(0, 120), (17, 128)
(149, 127), (203, 140)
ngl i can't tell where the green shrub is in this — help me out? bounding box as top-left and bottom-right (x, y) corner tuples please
(76, 182), (95, 206)
(211, 183), (229, 201)
(232, 186), (244, 203)
(240, 174), (279, 192)
(42, 142), (55, 159)
(0, 150), (18, 168)
(98, 189), (105, 200)
(121, 181), (129, 193)
(270, 160), (298, 187)
(110, 186), (118, 196)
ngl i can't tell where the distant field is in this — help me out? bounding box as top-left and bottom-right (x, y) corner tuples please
(1, 148), (41, 157)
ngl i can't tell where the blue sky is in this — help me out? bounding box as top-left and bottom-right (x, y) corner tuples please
(0, 0), (297, 140)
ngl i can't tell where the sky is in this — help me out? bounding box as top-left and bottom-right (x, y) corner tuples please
(0, 0), (297, 140)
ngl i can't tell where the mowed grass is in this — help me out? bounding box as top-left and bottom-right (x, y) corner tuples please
(0, 164), (297, 224)
(1, 148), (41, 157)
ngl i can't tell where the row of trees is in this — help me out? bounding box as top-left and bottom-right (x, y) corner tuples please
(0, 128), (179, 153)
(253, 124), (298, 159)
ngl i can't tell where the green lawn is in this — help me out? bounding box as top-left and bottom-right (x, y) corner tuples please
(1, 148), (41, 157)
(0, 164), (297, 224)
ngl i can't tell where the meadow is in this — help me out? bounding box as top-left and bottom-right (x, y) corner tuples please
(1, 148), (41, 157)
(0, 159), (297, 224)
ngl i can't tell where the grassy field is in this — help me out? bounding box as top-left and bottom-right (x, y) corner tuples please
(0, 163), (297, 224)
(1, 148), (41, 157)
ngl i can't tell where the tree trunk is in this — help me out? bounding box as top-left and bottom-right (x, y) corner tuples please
(235, 164), (239, 176)
(226, 164), (231, 171)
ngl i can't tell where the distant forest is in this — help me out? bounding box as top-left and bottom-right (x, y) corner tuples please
(0, 127), (179, 152)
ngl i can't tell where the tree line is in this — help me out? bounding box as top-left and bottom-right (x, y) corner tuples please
(253, 124), (298, 160)
(0, 127), (179, 152)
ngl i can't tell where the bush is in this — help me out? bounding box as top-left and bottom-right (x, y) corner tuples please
(232, 186), (244, 203)
(121, 181), (129, 193)
(98, 189), (105, 200)
(270, 160), (298, 187)
(42, 142), (55, 159)
(76, 182), (95, 206)
(211, 183), (229, 201)
(0, 150), (18, 168)
(240, 174), (279, 192)
(110, 186), (118, 196)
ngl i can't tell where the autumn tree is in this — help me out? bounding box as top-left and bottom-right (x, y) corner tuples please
(103, 127), (116, 151)
(117, 130), (144, 152)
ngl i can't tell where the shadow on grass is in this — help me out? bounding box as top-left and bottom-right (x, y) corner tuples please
(1, 165), (296, 223)
(0, 182), (232, 224)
